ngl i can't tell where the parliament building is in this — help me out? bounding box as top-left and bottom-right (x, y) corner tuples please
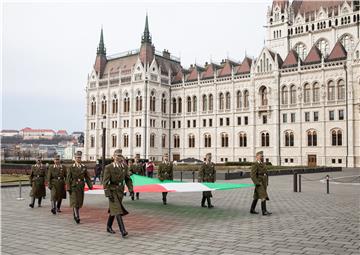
(84, 0), (360, 167)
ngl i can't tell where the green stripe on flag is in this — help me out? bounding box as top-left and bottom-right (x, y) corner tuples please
(202, 182), (254, 190)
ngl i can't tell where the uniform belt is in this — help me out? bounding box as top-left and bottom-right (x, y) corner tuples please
(36, 175), (44, 178)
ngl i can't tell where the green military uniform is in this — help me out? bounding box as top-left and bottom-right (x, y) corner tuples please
(103, 153), (134, 237)
(158, 161), (173, 204)
(66, 151), (93, 224)
(48, 162), (67, 214)
(250, 161), (269, 200)
(129, 162), (144, 200)
(198, 161), (216, 208)
(66, 163), (92, 208)
(249, 151), (271, 216)
(29, 162), (46, 208)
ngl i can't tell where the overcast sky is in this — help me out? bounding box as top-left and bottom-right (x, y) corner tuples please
(2, 0), (272, 133)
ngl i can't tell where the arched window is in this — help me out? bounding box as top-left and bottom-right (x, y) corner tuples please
(202, 94), (207, 112)
(316, 38), (329, 56)
(225, 92), (231, 110)
(150, 133), (155, 148)
(337, 79), (345, 100)
(281, 86), (288, 105)
(221, 133), (229, 147)
(290, 85), (296, 104)
(294, 42), (307, 60)
(312, 82), (320, 102)
(236, 91), (242, 109)
(239, 133), (247, 147)
(150, 91), (156, 112)
(101, 96), (107, 115)
(90, 97), (96, 116)
(123, 93), (130, 113)
(90, 136), (95, 148)
(285, 131), (294, 147)
(136, 91), (142, 112)
(331, 130), (342, 146)
(328, 80), (335, 101)
(208, 94), (214, 112)
(219, 93), (224, 110)
(161, 93), (167, 114)
(307, 130), (317, 146)
(187, 96), (192, 113)
(204, 134), (211, 148)
(192, 96), (197, 112)
(244, 90), (250, 108)
(123, 134), (129, 148)
(261, 132), (270, 147)
(304, 83), (310, 103)
(172, 98), (177, 114)
(260, 86), (268, 106)
(111, 134), (117, 148)
(135, 134), (141, 147)
(112, 95), (118, 114)
(162, 134), (166, 148)
(178, 97), (182, 113)
(188, 134), (195, 148)
(173, 135), (180, 148)
(339, 34), (354, 52)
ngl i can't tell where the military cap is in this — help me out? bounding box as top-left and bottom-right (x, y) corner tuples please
(256, 151), (264, 156)
(74, 151), (82, 157)
(205, 153), (212, 157)
(54, 154), (60, 160)
(36, 155), (42, 160)
(163, 153), (169, 156)
(114, 149), (122, 156)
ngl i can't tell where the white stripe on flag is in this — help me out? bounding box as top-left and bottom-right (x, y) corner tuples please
(85, 190), (104, 194)
(160, 182), (214, 192)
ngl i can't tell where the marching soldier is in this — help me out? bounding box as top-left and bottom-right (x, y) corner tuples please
(129, 157), (144, 200)
(29, 155), (46, 208)
(157, 153), (173, 205)
(66, 151), (93, 224)
(250, 151), (272, 216)
(103, 149), (134, 237)
(48, 154), (67, 214)
(198, 153), (216, 208)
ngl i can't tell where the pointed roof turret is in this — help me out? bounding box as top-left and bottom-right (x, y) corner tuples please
(97, 27), (106, 55)
(141, 14), (152, 44)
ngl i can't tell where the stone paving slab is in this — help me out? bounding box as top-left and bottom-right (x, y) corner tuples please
(1, 169), (359, 255)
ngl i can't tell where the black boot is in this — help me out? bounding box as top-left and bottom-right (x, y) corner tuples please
(116, 215), (128, 237)
(162, 192), (167, 205)
(201, 197), (206, 207)
(250, 199), (259, 214)
(38, 197), (42, 207)
(106, 215), (116, 234)
(51, 201), (56, 215)
(73, 207), (80, 223)
(29, 197), (35, 208)
(207, 197), (214, 208)
(57, 200), (62, 212)
(136, 193), (139, 200)
(261, 201), (272, 216)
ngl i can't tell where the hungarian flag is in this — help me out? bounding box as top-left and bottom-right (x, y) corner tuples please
(85, 174), (253, 194)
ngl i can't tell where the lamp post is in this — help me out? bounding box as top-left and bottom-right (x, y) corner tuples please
(102, 115), (106, 172)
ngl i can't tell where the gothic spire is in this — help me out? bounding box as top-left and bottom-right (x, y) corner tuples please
(141, 14), (152, 44)
(97, 27), (106, 55)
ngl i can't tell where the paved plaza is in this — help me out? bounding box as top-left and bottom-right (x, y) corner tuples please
(1, 169), (359, 255)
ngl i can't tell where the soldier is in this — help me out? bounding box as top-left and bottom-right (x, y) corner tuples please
(48, 154), (67, 214)
(103, 149), (134, 237)
(157, 153), (173, 205)
(129, 157), (144, 200)
(198, 153), (216, 208)
(66, 151), (93, 224)
(29, 155), (46, 208)
(250, 151), (272, 216)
